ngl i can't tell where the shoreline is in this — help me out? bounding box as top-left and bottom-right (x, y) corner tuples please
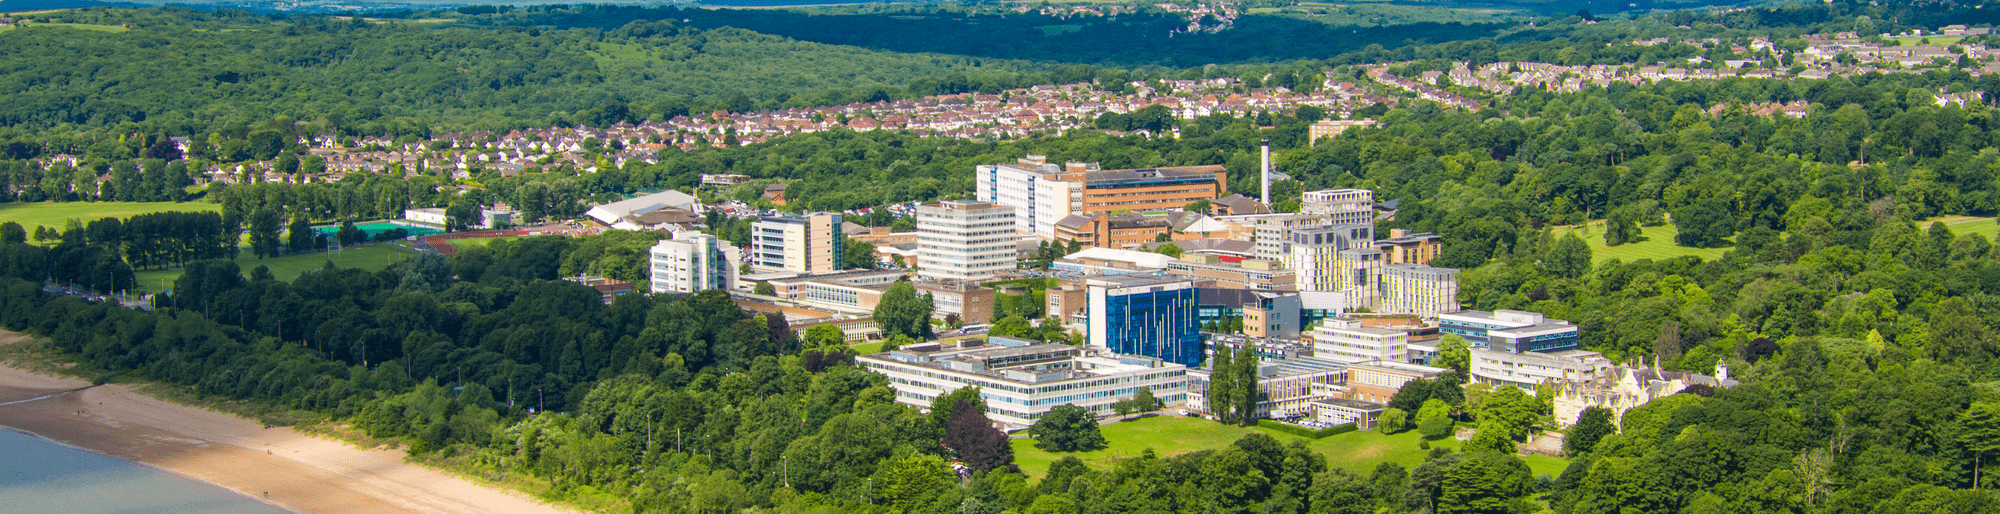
(0, 332), (577, 514)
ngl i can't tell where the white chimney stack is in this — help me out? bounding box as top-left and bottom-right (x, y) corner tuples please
(1260, 139), (1271, 206)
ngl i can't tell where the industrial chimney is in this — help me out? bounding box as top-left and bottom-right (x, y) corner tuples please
(1260, 139), (1271, 206)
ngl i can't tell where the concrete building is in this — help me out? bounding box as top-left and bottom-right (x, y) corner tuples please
(1311, 318), (1411, 364)
(1440, 310), (1580, 353)
(765, 270), (906, 314)
(1307, 119), (1378, 147)
(916, 200), (1017, 282)
(1088, 275), (1203, 367)
(917, 279), (998, 325)
(1374, 229), (1444, 265)
(1379, 265), (1460, 318)
(977, 155), (1227, 239)
(1167, 255), (1295, 291)
(648, 231), (740, 294)
(1470, 348), (1610, 391)
(1301, 189), (1376, 226)
(751, 213), (843, 274)
(1290, 224), (1378, 293)
(857, 337), (1190, 429)
(563, 276), (636, 304)
(1309, 398), (1388, 429)
(1344, 360), (1449, 403)
(1052, 212), (1173, 250)
(1196, 288), (1303, 339)
(1190, 337), (1350, 420)
(1250, 214), (1330, 263)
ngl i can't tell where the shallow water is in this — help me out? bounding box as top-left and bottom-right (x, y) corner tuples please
(0, 427), (290, 514)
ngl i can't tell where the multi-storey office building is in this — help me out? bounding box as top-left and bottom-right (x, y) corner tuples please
(1379, 265), (1460, 318)
(1300, 188), (1376, 226)
(857, 337), (1190, 429)
(1439, 309), (1581, 353)
(915, 200), (1018, 282)
(750, 213), (843, 274)
(648, 231), (740, 294)
(1087, 275), (1203, 367)
(1310, 318), (1411, 364)
(978, 155), (1227, 239)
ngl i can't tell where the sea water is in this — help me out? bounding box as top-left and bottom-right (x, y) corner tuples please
(0, 428), (290, 514)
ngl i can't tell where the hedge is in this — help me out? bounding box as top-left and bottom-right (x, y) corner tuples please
(1258, 419), (1358, 439)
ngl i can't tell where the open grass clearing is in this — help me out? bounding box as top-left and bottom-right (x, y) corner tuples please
(33, 22), (127, 32)
(1010, 415), (1566, 480)
(0, 201), (219, 233)
(133, 242), (417, 294)
(1550, 222), (1729, 264)
(1922, 215), (1999, 241)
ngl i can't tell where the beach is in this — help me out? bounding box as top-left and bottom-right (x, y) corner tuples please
(0, 331), (576, 514)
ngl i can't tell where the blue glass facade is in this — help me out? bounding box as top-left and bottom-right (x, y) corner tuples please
(1101, 286), (1202, 367)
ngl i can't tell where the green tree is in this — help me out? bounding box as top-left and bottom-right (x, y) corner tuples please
(842, 237), (877, 269)
(1674, 199), (1734, 248)
(248, 207), (282, 259)
(1029, 404), (1106, 452)
(1308, 468), (1376, 514)
(873, 453), (952, 511)
(1417, 399), (1455, 439)
(1379, 407), (1409, 433)
(1435, 335), (1471, 375)
(803, 323), (846, 349)
(1544, 234), (1592, 279)
(1438, 451), (1534, 514)
(1234, 344), (1260, 425)
(873, 281), (934, 340)
(990, 315), (1038, 340)
(1565, 406), (1615, 455)
(1209, 346), (1236, 423)
(753, 281), (776, 296)
(1960, 402), (2000, 489)
(0, 222), (24, 245)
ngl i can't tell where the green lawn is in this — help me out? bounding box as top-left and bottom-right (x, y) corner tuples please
(1011, 415), (1569, 480)
(0, 202), (220, 233)
(34, 22), (128, 33)
(1551, 222), (1729, 264)
(134, 243), (417, 293)
(1923, 216), (2000, 241)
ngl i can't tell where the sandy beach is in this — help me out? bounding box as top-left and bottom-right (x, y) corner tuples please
(0, 332), (576, 514)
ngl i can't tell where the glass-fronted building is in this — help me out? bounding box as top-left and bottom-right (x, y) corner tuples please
(1087, 275), (1203, 367)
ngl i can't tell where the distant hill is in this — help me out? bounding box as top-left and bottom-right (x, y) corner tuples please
(0, 0), (148, 11)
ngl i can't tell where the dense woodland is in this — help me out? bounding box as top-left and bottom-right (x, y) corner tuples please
(4, 1), (2000, 512)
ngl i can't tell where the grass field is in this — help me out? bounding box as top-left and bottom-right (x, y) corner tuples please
(1550, 222), (1729, 264)
(1923, 216), (2000, 240)
(34, 22), (129, 33)
(1011, 415), (1567, 480)
(0, 202), (220, 233)
(133, 243), (417, 293)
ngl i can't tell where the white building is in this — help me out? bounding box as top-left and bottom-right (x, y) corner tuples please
(915, 200), (1018, 282)
(585, 190), (704, 225)
(1301, 189), (1376, 226)
(1311, 318), (1411, 364)
(857, 337), (1190, 430)
(1469, 348), (1611, 391)
(750, 213), (842, 274)
(648, 231), (739, 294)
(1379, 265), (1460, 318)
(403, 207), (449, 227)
(1250, 214), (1330, 263)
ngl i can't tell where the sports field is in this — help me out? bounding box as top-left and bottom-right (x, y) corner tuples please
(1549, 222), (1729, 264)
(0, 202), (220, 233)
(1011, 415), (1567, 480)
(133, 243), (417, 294)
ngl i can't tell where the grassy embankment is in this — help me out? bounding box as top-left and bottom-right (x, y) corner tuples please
(1012, 415), (1568, 479)
(1552, 216), (2000, 265)
(0, 201), (219, 233)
